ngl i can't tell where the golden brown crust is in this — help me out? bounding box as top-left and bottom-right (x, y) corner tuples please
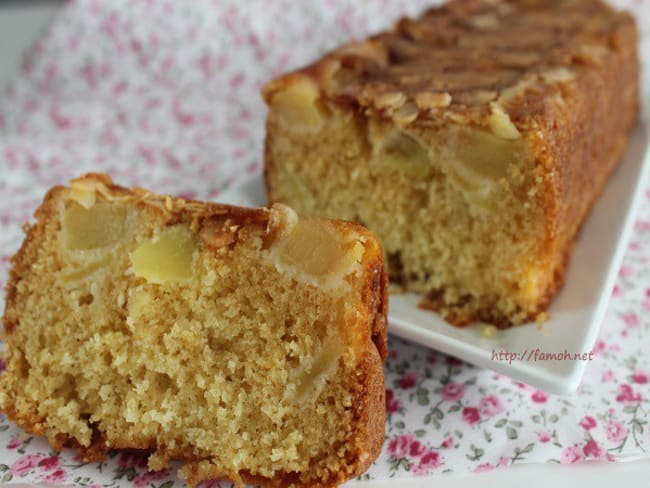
(345, 226), (388, 476)
(1, 173), (389, 487)
(536, 10), (639, 311)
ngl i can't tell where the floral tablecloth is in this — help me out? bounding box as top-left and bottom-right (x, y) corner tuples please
(0, 0), (649, 486)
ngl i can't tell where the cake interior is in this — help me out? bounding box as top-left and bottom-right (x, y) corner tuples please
(266, 82), (552, 325)
(1, 189), (370, 482)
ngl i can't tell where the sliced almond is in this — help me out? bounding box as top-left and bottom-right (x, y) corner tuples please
(487, 102), (521, 140)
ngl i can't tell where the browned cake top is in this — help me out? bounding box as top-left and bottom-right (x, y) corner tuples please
(264, 0), (635, 131)
(65, 173), (271, 233)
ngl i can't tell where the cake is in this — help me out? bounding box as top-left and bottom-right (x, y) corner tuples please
(263, 0), (639, 327)
(0, 174), (388, 487)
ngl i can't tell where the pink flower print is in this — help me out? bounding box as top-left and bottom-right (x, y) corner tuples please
(601, 369), (615, 382)
(389, 436), (440, 473)
(41, 468), (66, 484)
(441, 383), (465, 401)
(6, 436), (22, 449)
(232, 126), (251, 140)
(620, 312), (640, 328)
(387, 434), (416, 458)
(479, 395), (503, 417)
(616, 384), (642, 405)
(399, 372), (417, 389)
(43, 62), (58, 86)
(11, 455), (41, 476)
(474, 463), (495, 473)
(537, 431), (552, 443)
(37, 455), (61, 472)
(197, 482), (222, 488)
(172, 101), (197, 126)
(112, 81), (128, 94)
(413, 450), (441, 475)
(133, 470), (169, 488)
(49, 106), (72, 130)
(560, 445), (584, 464)
(618, 265), (634, 278)
(445, 355), (463, 366)
(100, 12), (118, 39)
(198, 53), (215, 79)
(531, 390), (548, 403)
(635, 219), (650, 232)
(461, 407), (481, 425)
(229, 73), (245, 88)
(592, 340), (606, 355)
(385, 389), (400, 414)
(583, 440), (605, 459)
(177, 191), (197, 201)
(579, 416), (597, 430)
(441, 436), (454, 448)
(138, 145), (157, 167)
(497, 456), (510, 467)
(102, 128), (120, 146)
(612, 284), (622, 297)
(118, 452), (149, 468)
(82, 63), (99, 89)
(409, 440), (427, 457)
(388, 349), (397, 360)
(605, 420), (628, 443)
(426, 353), (437, 364)
(632, 369), (648, 384)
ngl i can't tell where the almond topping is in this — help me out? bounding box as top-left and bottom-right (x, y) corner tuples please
(415, 92), (452, 110)
(373, 91), (406, 111)
(487, 102), (521, 140)
(392, 101), (419, 126)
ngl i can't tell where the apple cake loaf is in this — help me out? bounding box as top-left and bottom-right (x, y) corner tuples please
(0, 174), (388, 487)
(263, 0), (639, 326)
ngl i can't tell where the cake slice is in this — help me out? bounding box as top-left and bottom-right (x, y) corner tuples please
(263, 0), (639, 326)
(0, 174), (388, 487)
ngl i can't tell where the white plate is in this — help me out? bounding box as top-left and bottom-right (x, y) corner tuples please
(219, 123), (650, 394)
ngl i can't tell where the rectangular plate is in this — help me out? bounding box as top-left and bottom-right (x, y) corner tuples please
(218, 122), (650, 394)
